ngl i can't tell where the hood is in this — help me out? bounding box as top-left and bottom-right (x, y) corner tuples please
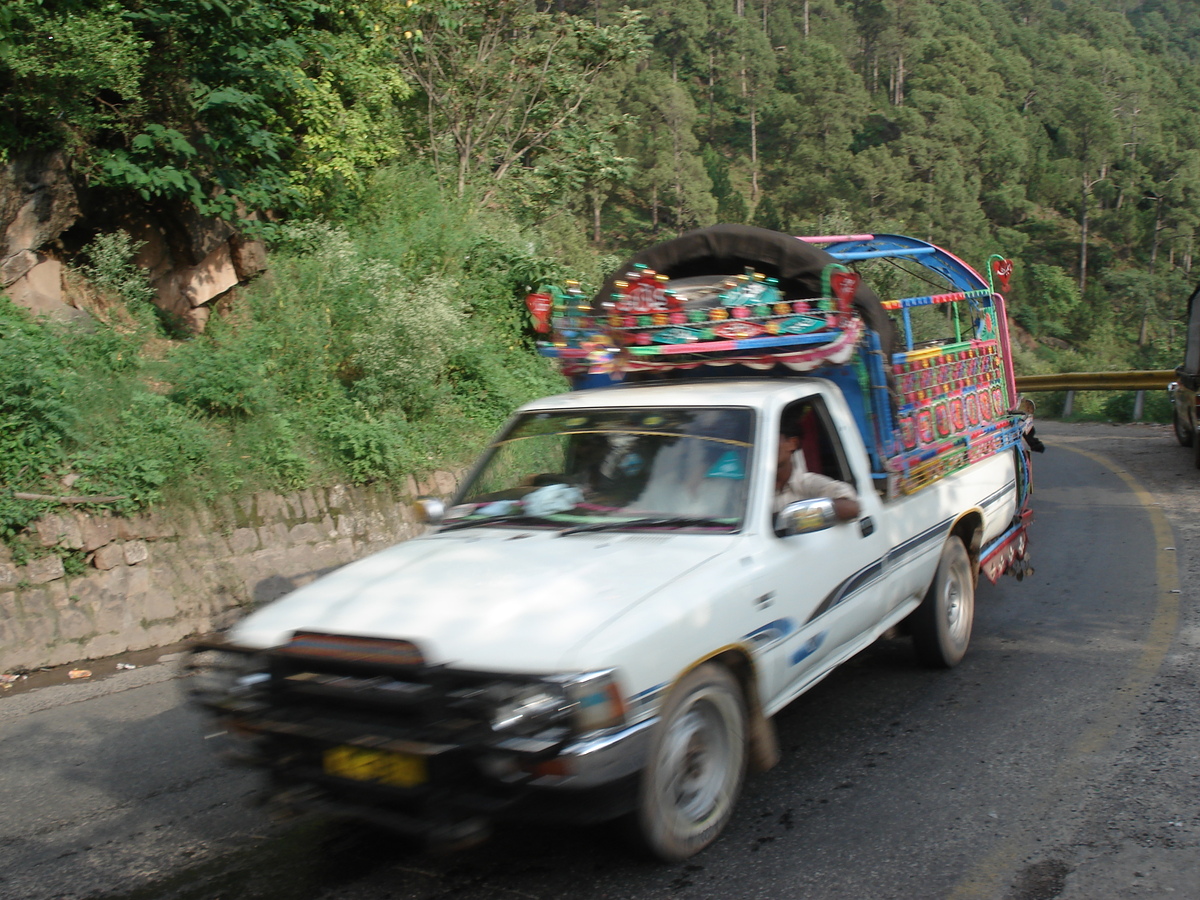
(230, 528), (732, 672)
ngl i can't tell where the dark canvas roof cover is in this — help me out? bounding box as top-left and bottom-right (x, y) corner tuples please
(594, 224), (896, 358)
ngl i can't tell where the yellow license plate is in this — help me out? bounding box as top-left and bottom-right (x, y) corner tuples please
(323, 745), (427, 788)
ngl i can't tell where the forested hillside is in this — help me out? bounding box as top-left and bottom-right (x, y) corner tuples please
(3, 0), (1199, 544)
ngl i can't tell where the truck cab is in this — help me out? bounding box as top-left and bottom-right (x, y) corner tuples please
(1169, 280), (1200, 465)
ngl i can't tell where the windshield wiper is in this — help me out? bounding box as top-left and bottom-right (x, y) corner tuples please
(438, 514), (556, 533)
(558, 516), (732, 536)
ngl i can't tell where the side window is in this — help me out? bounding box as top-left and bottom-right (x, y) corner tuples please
(778, 398), (855, 489)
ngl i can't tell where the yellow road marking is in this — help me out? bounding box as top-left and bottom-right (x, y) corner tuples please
(946, 443), (1182, 900)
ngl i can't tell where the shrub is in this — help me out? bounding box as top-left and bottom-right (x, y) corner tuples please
(76, 231), (157, 307)
(227, 413), (313, 491)
(71, 392), (213, 509)
(449, 344), (565, 427)
(351, 275), (465, 417)
(0, 299), (76, 537)
(2, 162), (605, 546)
(1101, 389), (1172, 424)
(166, 334), (271, 417)
(62, 323), (143, 374)
(320, 408), (409, 484)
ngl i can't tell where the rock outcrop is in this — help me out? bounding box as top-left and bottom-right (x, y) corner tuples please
(1, 151), (267, 331)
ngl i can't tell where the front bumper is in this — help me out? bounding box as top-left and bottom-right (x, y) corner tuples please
(218, 714), (656, 834)
(526, 716), (656, 788)
(187, 641), (658, 834)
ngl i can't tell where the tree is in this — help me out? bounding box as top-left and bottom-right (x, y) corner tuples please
(624, 69), (716, 233)
(1049, 77), (1122, 295)
(638, 0), (710, 83)
(729, 14), (776, 208)
(759, 36), (868, 224)
(395, 0), (646, 203)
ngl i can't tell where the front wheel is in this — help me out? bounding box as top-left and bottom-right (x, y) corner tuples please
(630, 663), (747, 861)
(911, 537), (975, 668)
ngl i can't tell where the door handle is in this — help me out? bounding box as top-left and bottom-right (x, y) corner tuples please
(859, 516), (875, 537)
(754, 592), (775, 609)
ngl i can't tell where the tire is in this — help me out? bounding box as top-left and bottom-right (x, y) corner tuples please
(630, 663), (747, 861)
(911, 537), (975, 668)
(1174, 406), (1194, 447)
(1193, 428), (1200, 470)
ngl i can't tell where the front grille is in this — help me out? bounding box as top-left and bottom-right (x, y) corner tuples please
(209, 634), (565, 756)
(201, 631), (573, 817)
(263, 645), (500, 746)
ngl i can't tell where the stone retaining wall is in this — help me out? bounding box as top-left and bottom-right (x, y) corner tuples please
(0, 472), (462, 672)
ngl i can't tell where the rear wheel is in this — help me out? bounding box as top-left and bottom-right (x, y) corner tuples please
(912, 537), (975, 668)
(1174, 405), (1194, 447)
(630, 663), (747, 861)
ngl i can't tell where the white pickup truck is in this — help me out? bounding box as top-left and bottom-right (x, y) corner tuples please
(188, 227), (1034, 860)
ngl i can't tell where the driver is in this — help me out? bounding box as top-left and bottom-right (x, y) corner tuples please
(774, 413), (860, 521)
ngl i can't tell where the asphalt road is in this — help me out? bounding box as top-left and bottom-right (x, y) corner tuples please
(0, 419), (1196, 900)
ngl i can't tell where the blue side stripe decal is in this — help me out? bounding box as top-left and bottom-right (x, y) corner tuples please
(790, 631), (828, 666)
(743, 618), (798, 651)
(885, 516), (953, 567)
(980, 480), (1015, 510)
(803, 516), (953, 627)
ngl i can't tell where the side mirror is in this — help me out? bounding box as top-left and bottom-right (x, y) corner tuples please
(775, 498), (837, 536)
(414, 497), (445, 525)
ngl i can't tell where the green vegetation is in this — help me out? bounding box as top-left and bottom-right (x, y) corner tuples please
(5, 0), (1200, 540)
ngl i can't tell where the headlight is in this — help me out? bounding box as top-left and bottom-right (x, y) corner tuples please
(490, 683), (570, 733)
(486, 670), (626, 736)
(181, 643), (265, 709)
(560, 670), (627, 733)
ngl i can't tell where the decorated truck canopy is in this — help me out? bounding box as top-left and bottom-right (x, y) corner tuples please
(593, 224), (897, 360)
(528, 225), (1027, 501)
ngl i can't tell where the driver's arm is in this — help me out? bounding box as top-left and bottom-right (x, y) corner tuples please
(793, 472), (860, 521)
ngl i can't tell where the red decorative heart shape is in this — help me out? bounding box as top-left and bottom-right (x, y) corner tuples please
(525, 292), (552, 333)
(830, 271), (860, 312)
(990, 258), (1013, 293)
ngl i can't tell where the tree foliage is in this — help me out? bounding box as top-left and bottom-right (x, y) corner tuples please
(0, 0), (411, 219)
(395, 0), (648, 205)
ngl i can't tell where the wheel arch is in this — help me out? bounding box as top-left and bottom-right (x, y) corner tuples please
(949, 509), (984, 584)
(668, 646), (779, 773)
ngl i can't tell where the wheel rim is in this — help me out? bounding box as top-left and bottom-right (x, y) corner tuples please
(654, 689), (738, 835)
(942, 559), (972, 649)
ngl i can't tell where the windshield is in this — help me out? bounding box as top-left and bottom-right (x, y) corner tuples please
(446, 407), (754, 533)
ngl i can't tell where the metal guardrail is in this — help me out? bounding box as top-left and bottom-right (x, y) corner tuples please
(1014, 370), (1176, 392)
